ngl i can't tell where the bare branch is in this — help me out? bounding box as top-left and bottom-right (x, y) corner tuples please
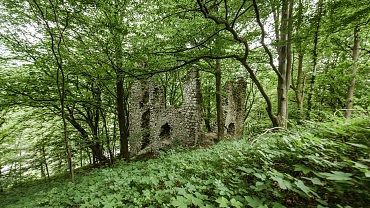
(137, 54), (240, 78)
(252, 0), (283, 80)
(152, 28), (226, 55)
(232, 1), (250, 28)
(224, 0), (229, 20)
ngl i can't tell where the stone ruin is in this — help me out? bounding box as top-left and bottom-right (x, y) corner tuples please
(223, 78), (247, 138)
(128, 70), (247, 156)
(128, 70), (203, 155)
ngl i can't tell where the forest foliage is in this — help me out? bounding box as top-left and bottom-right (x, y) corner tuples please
(1, 118), (369, 207)
(0, 0), (369, 207)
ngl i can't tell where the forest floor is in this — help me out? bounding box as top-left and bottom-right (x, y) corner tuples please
(1, 117), (369, 208)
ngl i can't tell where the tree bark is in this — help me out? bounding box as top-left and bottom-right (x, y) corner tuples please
(276, 0), (289, 128)
(285, 0), (294, 121)
(102, 110), (114, 164)
(296, 53), (305, 118)
(204, 83), (212, 132)
(292, 0), (305, 120)
(41, 145), (50, 179)
(307, 0), (323, 119)
(215, 59), (224, 141)
(116, 52), (129, 161)
(111, 1), (130, 161)
(66, 113), (107, 163)
(345, 26), (360, 118)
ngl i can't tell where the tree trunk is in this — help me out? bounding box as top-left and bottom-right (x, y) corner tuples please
(296, 53), (305, 118)
(116, 67), (129, 161)
(276, 0), (289, 128)
(215, 59), (224, 141)
(0, 165), (2, 192)
(111, 2), (130, 161)
(102, 110), (114, 164)
(345, 26), (360, 118)
(40, 163), (45, 178)
(291, 0), (305, 120)
(307, 0), (323, 118)
(41, 145), (50, 179)
(285, 0), (294, 121)
(80, 145), (83, 167)
(204, 83), (212, 132)
(67, 114), (107, 163)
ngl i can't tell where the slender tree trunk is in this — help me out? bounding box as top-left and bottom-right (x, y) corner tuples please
(33, 0), (74, 181)
(215, 59), (224, 141)
(293, 0), (305, 120)
(296, 53), (305, 118)
(80, 145), (83, 167)
(102, 110), (114, 164)
(67, 114), (107, 163)
(41, 145), (50, 179)
(116, 60), (129, 161)
(111, 2), (130, 161)
(345, 26), (360, 118)
(88, 148), (92, 165)
(285, 0), (294, 121)
(18, 149), (22, 179)
(276, 0), (289, 128)
(113, 117), (117, 157)
(203, 83), (212, 132)
(307, 0), (323, 118)
(0, 166), (2, 192)
(92, 85), (103, 163)
(40, 162), (45, 178)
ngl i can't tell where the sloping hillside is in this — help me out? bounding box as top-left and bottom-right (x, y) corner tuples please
(1, 118), (369, 208)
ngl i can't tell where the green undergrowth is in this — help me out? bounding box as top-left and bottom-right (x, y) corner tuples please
(1, 117), (369, 208)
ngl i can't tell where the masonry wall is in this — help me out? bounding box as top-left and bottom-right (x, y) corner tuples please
(224, 78), (247, 137)
(128, 70), (203, 155)
(129, 71), (247, 155)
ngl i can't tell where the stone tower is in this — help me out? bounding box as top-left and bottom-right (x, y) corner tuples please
(128, 69), (203, 155)
(224, 78), (247, 137)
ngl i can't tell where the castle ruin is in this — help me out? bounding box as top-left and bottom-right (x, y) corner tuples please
(128, 70), (247, 156)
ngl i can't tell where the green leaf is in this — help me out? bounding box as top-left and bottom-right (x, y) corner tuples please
(253, 173), (266, 181)
(237, 167), (254, 174)
(230, 198), (243, 208)
(346, 142), (368, 149)
(353, 162), (368, 169)
(215, 197), (229, 207)
(295, 180), (312, 196)
(271, 175), (292, 190)
(171, 196), (189, 208)
(319, 171), (353, 181)
(302, 177), (325, 186)
(245, 196), (266, 208)
(272, 202), (286, 208)
(294, 164), (312, 174)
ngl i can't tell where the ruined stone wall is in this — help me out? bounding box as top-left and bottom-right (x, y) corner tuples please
(224, 78), (247, 137)
(128, 69), (203, 155)
(182, 70), (203, 146)
(128, 80), (151, 154)
(129, 73), (248, 155)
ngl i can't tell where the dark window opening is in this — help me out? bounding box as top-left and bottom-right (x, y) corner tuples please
(227, 123), (235, 135)
(143, 91), (149, 104)
(159, 123), (172, 140)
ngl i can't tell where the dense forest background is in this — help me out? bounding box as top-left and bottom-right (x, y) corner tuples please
(0, 0), (369, 207)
